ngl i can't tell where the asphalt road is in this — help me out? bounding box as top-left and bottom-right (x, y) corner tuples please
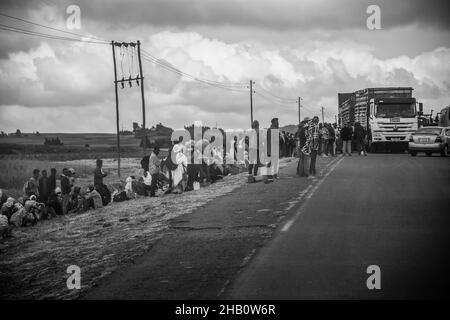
(227, 153), (450, 299)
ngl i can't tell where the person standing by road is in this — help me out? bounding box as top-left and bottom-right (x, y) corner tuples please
(321, 123), (329, 157)
(149, 146), (162, 197)
(266, 118), (280, 183)
(340, 123), (353, 156)
(248, 120), (261, 180)
(94, 159), (108, 186)
(296, 118), (310, 177)
(49, 168), (57, 194)
(354, 122), (367, 156)
(306, 116), (320, 177)
(38, 169), (50, 203)
(327, 123), (336, 157)
(333, 123), (342, 154)
(94, 159), (111, 205)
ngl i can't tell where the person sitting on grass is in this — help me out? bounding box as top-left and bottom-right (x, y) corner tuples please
(69, 186), (86, 214)
(141, 171), (153, 196)
(0, 197), (15, 221)
(85, 185), (103, 210)
(23, 194), (45, 226)
(47, 187), (63, 216)
(10, 201), (26, 227)
(0, 213), (11, 238)
(24, 169), (40, 198)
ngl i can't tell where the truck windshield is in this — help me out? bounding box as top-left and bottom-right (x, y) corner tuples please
(376, 103), (415, 118)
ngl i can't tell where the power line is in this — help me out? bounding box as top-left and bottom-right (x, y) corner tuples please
(255, 84), (297, 103)
(0, 12), (108, 43)
(140, 48), (247, 90)
(0, 11), (317, 113)
(0, 23), (108, 44)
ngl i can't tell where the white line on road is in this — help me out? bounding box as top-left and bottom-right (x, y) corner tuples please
(281, 156), (344, 232)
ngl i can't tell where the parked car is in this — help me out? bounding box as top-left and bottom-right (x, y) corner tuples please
(408, 127), (450, 156)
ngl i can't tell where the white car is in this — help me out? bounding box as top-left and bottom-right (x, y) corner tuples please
(408, 127), (450, 156)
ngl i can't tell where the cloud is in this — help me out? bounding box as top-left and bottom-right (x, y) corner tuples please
(0, 28), (449, 134)
(1, 0), (449, 32)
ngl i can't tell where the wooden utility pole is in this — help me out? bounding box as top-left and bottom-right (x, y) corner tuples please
(137, 40), (147, 156)
(298, 97), (302, 124)
(111, 41), (121, 178)
(249, 80), (254, 126)
(321, 106), (325, 124)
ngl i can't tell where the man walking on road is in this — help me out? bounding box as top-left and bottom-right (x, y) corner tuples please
(340, 123), (353, 156)
(306, 116), (320, 177)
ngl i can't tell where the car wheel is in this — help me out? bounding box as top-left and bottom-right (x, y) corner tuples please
(441, 145), (448, 157)
(410, 151), (417, 157)
(426, 152), (432, 157)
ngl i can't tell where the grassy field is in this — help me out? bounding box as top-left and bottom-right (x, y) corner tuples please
(1, 133), (140, 147)
(0, 133), (163, 197)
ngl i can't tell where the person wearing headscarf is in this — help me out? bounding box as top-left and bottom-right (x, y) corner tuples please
(171, 143), (188, 193)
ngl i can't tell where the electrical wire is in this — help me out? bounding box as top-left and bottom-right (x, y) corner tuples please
(0, 12), (109, 43)
(255, 84), (297, 103)
(0, 23), (108, 44)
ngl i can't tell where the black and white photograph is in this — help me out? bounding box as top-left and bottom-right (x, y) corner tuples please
(0, 0), (449, 310)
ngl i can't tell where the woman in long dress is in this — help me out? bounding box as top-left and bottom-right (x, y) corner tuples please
(171, 143), (188, 194)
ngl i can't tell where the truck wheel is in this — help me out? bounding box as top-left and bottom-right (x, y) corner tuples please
(441, 145), (448, 157)
(426, 152), (432, 157)
(410, 151), (417, 157)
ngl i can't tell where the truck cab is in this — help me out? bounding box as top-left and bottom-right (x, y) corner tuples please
(369, 97), (418, 151)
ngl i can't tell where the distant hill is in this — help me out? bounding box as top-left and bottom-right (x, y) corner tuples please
(280, 124), (299, 134)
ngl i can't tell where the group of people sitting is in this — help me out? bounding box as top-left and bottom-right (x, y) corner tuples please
(1, 123), (301, 239)
(137, 141), (232, 198)
(0, 160), (113, 238)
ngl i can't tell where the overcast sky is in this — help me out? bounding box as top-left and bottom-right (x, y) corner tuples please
(0, 0), (449, 133)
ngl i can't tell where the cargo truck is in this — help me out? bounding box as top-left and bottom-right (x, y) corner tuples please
(338, 87), (419, 152)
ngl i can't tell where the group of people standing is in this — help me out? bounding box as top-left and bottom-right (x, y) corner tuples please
(295, 118), (369, 178)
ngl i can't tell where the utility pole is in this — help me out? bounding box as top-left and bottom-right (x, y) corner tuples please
(321, 106), (325, 124)
(137, 40), (147, 156)
(111, 40), (121, 178)
(249, 80), (254, 126)
(298, 97), (302, 124)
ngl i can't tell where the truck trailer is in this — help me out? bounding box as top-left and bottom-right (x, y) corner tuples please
(338, 87), (419, 152)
